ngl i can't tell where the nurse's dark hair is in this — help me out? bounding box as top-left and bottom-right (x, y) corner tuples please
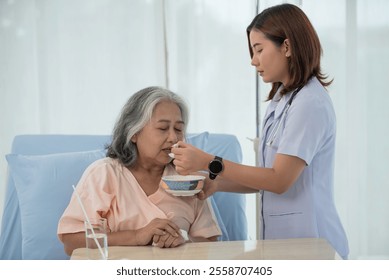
(246, 3), (332, 100)
(105, 86), (189, 168)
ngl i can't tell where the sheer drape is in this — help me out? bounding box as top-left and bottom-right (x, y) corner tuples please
(1, 0), (388, 259)
(0, 0), (168, 217)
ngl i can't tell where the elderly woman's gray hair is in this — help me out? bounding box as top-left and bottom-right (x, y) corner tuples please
(106, 86), (189, 167)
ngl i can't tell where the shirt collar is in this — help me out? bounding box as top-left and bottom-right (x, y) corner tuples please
(271, 87), (294, 120)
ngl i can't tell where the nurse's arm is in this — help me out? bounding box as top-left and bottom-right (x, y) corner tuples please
(216, 153), (306, 194)
(173, 142), (306, 195)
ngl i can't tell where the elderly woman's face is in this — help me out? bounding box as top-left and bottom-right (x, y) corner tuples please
(132, 101), (185, 166)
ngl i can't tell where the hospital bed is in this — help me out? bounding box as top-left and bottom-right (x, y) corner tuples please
(0, 132), (247, 259)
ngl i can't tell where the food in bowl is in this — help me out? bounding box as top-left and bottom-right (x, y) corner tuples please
(161, 175), (205, 191)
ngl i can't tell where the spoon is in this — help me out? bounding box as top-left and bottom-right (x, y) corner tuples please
(169, 143), (179, 158)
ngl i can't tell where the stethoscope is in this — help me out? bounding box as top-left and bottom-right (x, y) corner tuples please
(260, 85), (303, 239)
(265, 86), (303, 147)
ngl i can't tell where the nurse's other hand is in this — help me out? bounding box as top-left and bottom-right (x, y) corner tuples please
(197, 177), (218, 200)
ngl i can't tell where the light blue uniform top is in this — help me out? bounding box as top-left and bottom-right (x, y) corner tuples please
(258, 77), (349, 259)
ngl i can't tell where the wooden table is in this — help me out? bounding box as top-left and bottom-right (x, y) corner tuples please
(71, 238), (341, 260)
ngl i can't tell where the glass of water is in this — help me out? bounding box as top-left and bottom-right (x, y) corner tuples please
(84, 218), (108, 260)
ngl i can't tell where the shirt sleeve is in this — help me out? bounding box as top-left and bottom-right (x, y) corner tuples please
(57, 160), (115, 239)
(277, 92), (335, 165)
(188, 198), (222, 239)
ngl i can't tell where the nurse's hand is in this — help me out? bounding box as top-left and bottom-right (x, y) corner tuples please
(171, 141), (212, 174)
(197, 177), (219, 200)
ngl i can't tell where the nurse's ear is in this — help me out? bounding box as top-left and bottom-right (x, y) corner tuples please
(283, 39), (291, 58)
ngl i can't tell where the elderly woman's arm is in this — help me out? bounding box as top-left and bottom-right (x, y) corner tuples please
(61, 218), (182, 255)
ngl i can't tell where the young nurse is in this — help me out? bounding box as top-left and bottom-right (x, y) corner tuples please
(172, 3), (349, 259)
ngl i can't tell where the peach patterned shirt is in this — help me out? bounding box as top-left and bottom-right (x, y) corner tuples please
(57, 157), (221, 241)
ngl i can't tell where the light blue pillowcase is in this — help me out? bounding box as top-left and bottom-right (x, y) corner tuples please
(187, 132), (231, 241)
(6, 149), (105, 260)
(187, 131), (247, 241)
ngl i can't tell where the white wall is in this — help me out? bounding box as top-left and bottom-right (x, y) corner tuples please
(1, 0), (389, 259)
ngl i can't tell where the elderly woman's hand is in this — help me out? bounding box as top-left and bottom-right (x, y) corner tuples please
(135, 218), (180, 246)
(152, 232), (185, 248)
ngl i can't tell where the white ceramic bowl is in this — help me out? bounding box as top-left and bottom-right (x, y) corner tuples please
(161, 175), (205, 191)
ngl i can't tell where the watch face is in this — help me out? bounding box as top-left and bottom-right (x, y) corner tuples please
(209, 160), (223, 173)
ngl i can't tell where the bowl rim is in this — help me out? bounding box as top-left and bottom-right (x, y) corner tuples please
(161, 175), (205, 181)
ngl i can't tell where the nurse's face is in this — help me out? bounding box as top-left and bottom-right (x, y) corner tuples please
(249, 29), (290, 86)
(132, 101), (185, 167)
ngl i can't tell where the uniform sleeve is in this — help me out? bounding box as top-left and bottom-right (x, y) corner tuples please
(277, 93), (335, 165)
(57, 160), (116, 240)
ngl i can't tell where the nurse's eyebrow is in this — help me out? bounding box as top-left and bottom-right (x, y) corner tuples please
(251, 43), (261, 49)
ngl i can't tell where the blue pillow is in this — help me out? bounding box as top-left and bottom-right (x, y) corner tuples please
(6, 149), (105, 260)
(186, 131), (209, 146)
(187, 132), (247, 241)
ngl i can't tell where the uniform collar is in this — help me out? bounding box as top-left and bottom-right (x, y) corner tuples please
(271, 87), (294, 120)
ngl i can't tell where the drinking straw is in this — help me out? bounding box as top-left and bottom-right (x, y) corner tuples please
(71, 185), (106, 260)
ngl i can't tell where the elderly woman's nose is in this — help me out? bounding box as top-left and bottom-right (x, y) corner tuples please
(168, 129), (178, 142)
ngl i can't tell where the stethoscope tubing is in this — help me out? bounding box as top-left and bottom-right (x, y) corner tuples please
(264, 86), (303, 147)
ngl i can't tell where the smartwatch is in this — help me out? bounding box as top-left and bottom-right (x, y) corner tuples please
(208, 156), (224, 180)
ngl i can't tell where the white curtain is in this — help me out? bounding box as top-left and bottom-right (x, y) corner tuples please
(1, 0), (388, 259)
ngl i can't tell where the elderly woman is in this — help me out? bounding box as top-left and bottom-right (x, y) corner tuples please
(57, 86), (221, 256)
